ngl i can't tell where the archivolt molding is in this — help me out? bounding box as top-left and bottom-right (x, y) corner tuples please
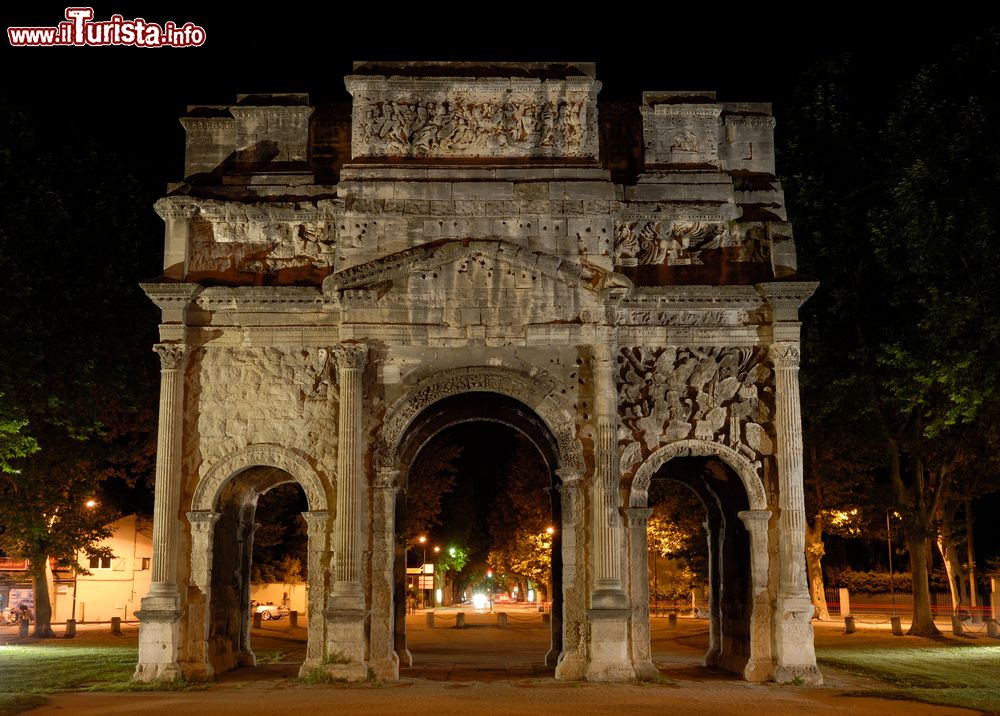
(629, 438), (766, 510)
(375, 366), (583, 472)
(192, 444), (329, 512)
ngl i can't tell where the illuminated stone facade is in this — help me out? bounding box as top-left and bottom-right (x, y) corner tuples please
(136, 62), (819, 684)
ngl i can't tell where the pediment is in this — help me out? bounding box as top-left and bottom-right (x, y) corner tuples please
(322, 239), (625, 294)
(322, 240), (630, 326)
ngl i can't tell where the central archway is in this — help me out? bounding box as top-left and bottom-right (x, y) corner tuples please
(372, 367), (584, 676)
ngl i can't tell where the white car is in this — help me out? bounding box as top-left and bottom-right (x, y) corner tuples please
(250, 601), (290, 621)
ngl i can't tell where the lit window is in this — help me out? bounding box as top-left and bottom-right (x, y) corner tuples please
(89, 555), (111, 569)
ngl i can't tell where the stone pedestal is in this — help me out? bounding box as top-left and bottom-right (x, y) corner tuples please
(584, 608), (635, 681)
(134, 595), (183, 681)
(321, 608), (369, 681)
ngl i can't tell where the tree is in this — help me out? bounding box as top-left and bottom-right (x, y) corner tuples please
(403, 434), (461, 545)
(0, 97), (159, 636)
(782, 33), (1000, 635)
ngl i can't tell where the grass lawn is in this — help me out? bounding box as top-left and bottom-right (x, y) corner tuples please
(817, 639), (1000, 713)
(0, 642), (139, 716)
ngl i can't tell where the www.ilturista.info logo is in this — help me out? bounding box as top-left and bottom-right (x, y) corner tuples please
(8, 7), (206, 47)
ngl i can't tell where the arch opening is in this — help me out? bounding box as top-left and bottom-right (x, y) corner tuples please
(391, 391), (564, 672)
(646, 456), (754, 677)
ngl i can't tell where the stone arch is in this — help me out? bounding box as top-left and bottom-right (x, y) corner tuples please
(627, 438), (772, 681)
(192, 444), (328, 512)
(629, 439), (766, 510)
(374, 366), (583, 473)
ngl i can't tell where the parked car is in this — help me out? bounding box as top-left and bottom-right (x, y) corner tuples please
(250, 601), (290, 621)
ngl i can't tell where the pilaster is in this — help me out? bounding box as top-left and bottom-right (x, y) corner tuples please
(622, 507), (657, 679)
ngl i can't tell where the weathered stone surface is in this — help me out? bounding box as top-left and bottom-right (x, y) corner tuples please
(137, 61), (819, 687)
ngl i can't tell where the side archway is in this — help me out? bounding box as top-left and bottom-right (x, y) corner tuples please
(627, 438), (772, 681)
(184, 444), (330, 679)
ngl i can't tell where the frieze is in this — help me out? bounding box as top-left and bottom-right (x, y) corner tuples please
(346, 77), (599, 159)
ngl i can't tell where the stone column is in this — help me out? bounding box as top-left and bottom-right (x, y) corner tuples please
(184, 510), (220, 680)
(622, 507), (657, 679)
(738, 509), (773, 682)
(591, 340), (625, 606)
(323, 342), (369, 680)
(299, 511), (330, 675)
(369, 468), (401, 680)
(554, 468), (587, 680)
(134, 342), (189, 682)
(585, 338), (634, 681)
(770, 341), (822, 684)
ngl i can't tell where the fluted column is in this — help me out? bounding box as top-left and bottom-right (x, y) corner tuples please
(769, 340), (821, 684)
(769, 342), (809, 601)
(322, 343), (370, 681)
(150, 343), (189, 595)
(332, 343), (368, 601)
(591, 339), (625, 605)
(134, 342), (189, 682)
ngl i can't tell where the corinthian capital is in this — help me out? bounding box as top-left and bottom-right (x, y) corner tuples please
(769, 341), (801, 368)
(332, 342), (369, 371)
(153, 343), (189, 370)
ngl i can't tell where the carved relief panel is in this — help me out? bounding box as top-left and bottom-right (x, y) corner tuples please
(616, 346), (774, 477)
(346, 77), (600, 159)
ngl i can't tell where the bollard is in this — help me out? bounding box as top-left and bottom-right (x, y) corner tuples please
(289, 610), (298, 628)
(252, 612), (263, 629)
(986, 618), (999, 639)
(844, 615), (856, 634)
(951, 614), (965, 636)
(64, 619), (76, 638)
(497, 612), (508, 629)
(425, 611), (435, 628)
(18, 619), (29, 638)
(668, 612), (677, 629)
(455, 612), (465, 628)
(542, 612), (551, 624)
(111, 617), (122, 635)
(890, 616), (903, 636)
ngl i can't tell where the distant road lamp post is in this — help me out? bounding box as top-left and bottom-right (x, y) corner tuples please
(72, 499), (98, 623)
(433, 546), (441, 607)
(417, 536), (427, 607)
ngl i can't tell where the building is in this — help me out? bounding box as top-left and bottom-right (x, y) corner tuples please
(135, 61), (820, 685)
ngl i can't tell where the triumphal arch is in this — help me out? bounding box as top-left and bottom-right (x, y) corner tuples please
(135, 62), (820, 684)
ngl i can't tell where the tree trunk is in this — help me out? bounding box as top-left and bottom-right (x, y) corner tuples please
(966, 498), (978, 611)
(805, 516), (830, 620)
(30, 556), (56, 638)
(935, 508), (968, 612)
(906, 530), (941, 636)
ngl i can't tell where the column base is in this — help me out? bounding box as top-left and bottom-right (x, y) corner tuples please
(555, 649), (587, 680)
(632, 659), (659, 680)
(369, 652), (400, 681)
(773, 594), (822, 685)
(395, 648), (412, 668)
(584, 608), (635, 681)
(324, 607), (368, 675)
(133, 594), (183, 682)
